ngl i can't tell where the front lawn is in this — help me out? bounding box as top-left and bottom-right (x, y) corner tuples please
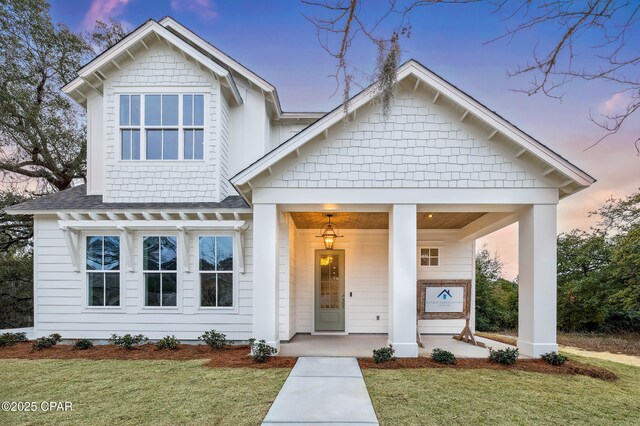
(0, 359), (290, 425)
(363, 354), (640, 425)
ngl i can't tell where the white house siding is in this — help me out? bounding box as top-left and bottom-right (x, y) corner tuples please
(417, 230), (475, 334)
(33, 215), (254, 341)
(261, 89), (548, 190)
(86, 92), (104, 195)
(102, 43), (221, 203)
(270, 122), (309, 147)
(293, 228), (474, 336)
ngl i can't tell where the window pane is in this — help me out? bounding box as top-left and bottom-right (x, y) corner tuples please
(105, 273), (120, 306)
(194, 94), (204, 126)
(145, 94), (161, 125)
(162, 273), (177, 306)
(184, 130), (193, 160)
(163, 130), (178, 160)
(130, 95), (140, 126)
(217, 236), (233, 271)
(132, 130), (140, 160)
(146, 130), (162, 160)
(160, 236), (177, 271)
(88, 272), (104, 306)
(201, 273), (216, 306)
(103, 236), (120, 270)
(431, 258), (438, 266)
(199, 237), (215, 271)
(145, 273), (161, 306)
(183, 94), (193, 126)
(86, 236), (103, 270)
(121, 130), (131, 160)
(194, 129), (204, 160)
(143, 237), (160, 270)
(162, 95), (179, 126)
(430, 248), (438, 256)
(119, 95), (129, 126)
(217, 273), (233, 307)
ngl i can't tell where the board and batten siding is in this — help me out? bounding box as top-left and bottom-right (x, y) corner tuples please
(292, 228), (474, 335)
(33, 215), (254, 340)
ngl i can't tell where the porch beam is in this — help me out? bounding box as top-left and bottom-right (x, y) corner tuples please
(457, 212), (519, 242)
(252, 187), (559, 206)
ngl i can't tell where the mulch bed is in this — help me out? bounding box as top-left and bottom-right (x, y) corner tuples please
(0, 342), (296, 368)
(358, 357), (618, 381)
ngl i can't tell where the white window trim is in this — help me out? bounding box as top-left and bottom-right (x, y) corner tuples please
(418, 246), (442, 268)
(195, 230), (239, 313)
(82, 232), (125, 312)
(115, 89), (207, 162)
(139, 233), (183, 312)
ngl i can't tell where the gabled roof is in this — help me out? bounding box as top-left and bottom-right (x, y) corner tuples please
(231, 60), (595, 202)
(62, 19), (242, 106)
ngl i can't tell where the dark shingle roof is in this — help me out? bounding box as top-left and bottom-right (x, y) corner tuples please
(4, 185), (250, 213)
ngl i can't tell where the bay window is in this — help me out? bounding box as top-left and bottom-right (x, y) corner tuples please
(119, 93), (204, 161)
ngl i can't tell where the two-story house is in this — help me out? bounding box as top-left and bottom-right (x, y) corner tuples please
(6, 17), (594, 357)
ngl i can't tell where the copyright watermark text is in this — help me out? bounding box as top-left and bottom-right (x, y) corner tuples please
(2, 401), (73, 412)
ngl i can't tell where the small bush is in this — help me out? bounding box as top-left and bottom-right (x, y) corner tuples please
(541, 351), (568, 366)
(373, 345), (396, 364)
(199, 330), (227, 349)
(32, 333), (63, 351)
(156, 335), (180, 350)
(431, 348), (457, 365)
(249, 338), (277, 363)
(0, 332), (28, 347)
(110, 334), (148, 350)
(488, 347), (519, 365)
(73, 339), (94, 350)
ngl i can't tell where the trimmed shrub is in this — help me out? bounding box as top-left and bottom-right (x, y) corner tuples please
(488, 346), (519, 365)
(373, 345), (396, 364)
(431, 348), (457, 365)
(156, 335), (180, 350)
(198, 330), (227, 349)
(110, 334), (148, 350)
(73, 339), (94, 350)
(541, 351), (568, 366)
(0, 332), (28, 347)
(249, 338), (277, 363)
(32, 333), (63, 351)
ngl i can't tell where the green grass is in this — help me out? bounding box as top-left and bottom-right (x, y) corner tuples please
(0, 359), (290, 425)
(364, 354), (640, 425)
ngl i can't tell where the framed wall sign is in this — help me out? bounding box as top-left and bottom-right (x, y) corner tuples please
(417, 279), (471, 320)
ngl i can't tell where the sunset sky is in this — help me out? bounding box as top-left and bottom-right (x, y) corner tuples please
(50, 0), (639, 278)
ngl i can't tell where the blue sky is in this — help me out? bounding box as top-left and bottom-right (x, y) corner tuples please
(50, 0), (639, 278)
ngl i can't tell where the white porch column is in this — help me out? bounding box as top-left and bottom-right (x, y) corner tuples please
(388, 204), (419, 358)
(252, 203), (280, 351)
(518, 204), (558, 357)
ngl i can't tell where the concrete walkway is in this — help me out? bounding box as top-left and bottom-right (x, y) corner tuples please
(262, 357), (378, 425)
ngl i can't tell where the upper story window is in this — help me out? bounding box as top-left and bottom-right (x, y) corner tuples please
(119, 94), (204, 161)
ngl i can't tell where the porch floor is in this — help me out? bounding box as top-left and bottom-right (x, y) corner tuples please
(279, 334), (520, 358)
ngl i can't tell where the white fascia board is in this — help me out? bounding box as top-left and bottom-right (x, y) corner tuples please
(232, 60), (594, 191)
(5, 207), (253, 216)
(63, 21), (242, 105)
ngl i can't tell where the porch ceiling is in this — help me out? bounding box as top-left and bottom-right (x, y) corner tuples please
(289, 212), (486, 229)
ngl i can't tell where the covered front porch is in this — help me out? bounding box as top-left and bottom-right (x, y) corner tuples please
(279, 334), (520, 358)
(251, 190), (560, 358)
